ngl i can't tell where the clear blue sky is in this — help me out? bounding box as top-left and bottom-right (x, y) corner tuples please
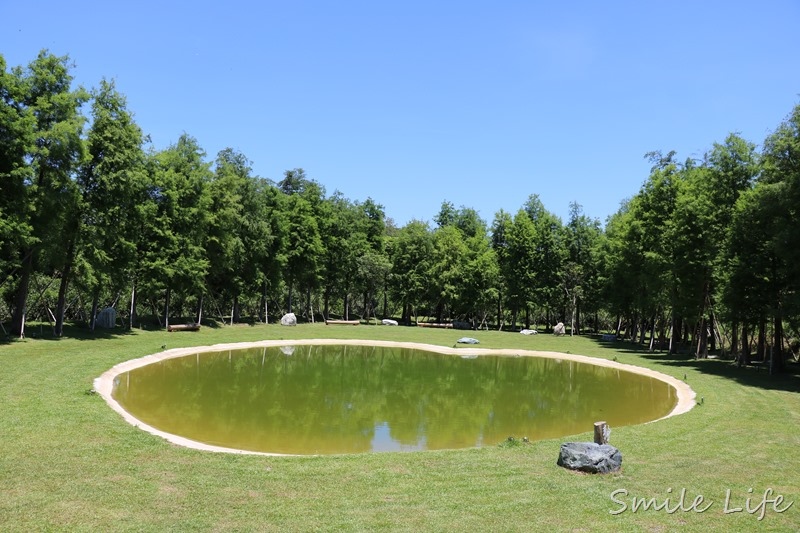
(4, 1), (799, 227)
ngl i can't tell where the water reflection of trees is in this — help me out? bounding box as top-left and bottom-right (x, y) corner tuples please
(112, 346), (675, 454)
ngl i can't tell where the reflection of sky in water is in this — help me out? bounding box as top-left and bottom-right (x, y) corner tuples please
(371, 422), (427, 452)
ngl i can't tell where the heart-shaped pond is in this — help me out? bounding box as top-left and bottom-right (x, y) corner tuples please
(96, 341), (694, 455)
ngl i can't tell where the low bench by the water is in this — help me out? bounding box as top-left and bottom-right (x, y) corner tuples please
(168, 323), (201, 332)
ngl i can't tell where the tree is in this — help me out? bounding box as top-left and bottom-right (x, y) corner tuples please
(388, 220), (433, 324)
(490, 209), (513, 329)
(3, 51), (88, 337)
(137, 134), (211, 328)
(205, 148), (272, 323)
(522, 194), (566, 328)
(283, 193), (323, 315)
(76, 78), (148, 332)
(563, 202), (601, 334)
(504, 210), (537, 329)
(430, 203), (493, 324)
(253, 179), (288, 323)
(597, 200), (639, 337)
(0, 55), (33, 307)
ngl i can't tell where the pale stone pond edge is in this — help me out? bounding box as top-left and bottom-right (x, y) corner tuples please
(94, 339), (697, 457)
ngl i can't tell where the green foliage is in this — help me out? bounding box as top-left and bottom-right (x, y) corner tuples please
(2, 48), (800, 373)
(1, 50), (88, 335)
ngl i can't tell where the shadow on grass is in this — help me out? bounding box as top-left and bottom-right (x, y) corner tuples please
(0, 322), (141, 344)
(588, 335), (800, 394)
(0, 315), (261, 345)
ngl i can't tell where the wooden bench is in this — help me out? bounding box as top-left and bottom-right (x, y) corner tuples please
(167, 323), (201, 332)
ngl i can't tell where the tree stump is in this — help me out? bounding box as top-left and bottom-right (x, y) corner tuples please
(594, 421), (610, 445)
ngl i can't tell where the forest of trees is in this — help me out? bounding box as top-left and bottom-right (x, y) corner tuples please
(2, 51), (799, 372)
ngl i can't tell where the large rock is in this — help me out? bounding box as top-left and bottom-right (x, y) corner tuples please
(553, 322), (566, 336)
(95, 307), (117, 329)
(280, 313), (297, 326)
(557, 442), (622, 474)
(382, 319), (399, 326)
(456, 337), (479, 344)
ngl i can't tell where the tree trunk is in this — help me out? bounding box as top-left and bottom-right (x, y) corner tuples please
(773, 298), (784, 373)
(90, 290), (100, 332)
(10, 250), (34, 338)
(571, 295), (577, 336)
(709, 319), (717, 353)
(740, 323), (750, 366)
(648, 314), (657, 352)
(496, 293), (502, 331)
(758, 318), (766, 361)
(54, 241), (75, 337)
(232, 294), (240, 324)
(731, 320), (739, 363)
(667, 317), (675, 355)
(129, 282), (137, 329)
(696, 318), (708, 359)
(196, 293), (204, 324)
(639, 317), (647, 345)
(164, 287), (171, 329)
(672, 316), (682, 347)
(261, 280), (269, 323)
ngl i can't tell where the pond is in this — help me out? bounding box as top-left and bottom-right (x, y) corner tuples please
(107, 342), (680, 455)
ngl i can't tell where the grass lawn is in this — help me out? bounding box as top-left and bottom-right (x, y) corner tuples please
(1, 322), (798, 532)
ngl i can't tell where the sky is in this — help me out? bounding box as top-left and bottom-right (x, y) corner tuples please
(3, 1), (799, 227)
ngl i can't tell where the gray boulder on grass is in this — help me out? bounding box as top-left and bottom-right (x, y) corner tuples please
(553, 322), (566, 336)
(557, 442), (622, 474)
(280, 313), (297, 326)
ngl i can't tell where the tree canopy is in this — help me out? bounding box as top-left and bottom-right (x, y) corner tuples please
(2, 50), (799, 374)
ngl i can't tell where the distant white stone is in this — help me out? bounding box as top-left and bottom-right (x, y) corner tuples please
(456, 337), (480, 344)
(382, 319), (399, 326)
(280, 313), (297, 326)
(553, 322), (566, 336)
(520, 329), (538, 335)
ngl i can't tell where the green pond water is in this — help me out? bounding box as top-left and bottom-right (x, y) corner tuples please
(112, 344), (677, 455)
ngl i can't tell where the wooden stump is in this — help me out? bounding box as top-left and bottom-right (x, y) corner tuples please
(594, 421), (610, 445)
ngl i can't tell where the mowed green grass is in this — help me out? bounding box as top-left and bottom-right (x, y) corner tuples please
(1, 323), (798, 532)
